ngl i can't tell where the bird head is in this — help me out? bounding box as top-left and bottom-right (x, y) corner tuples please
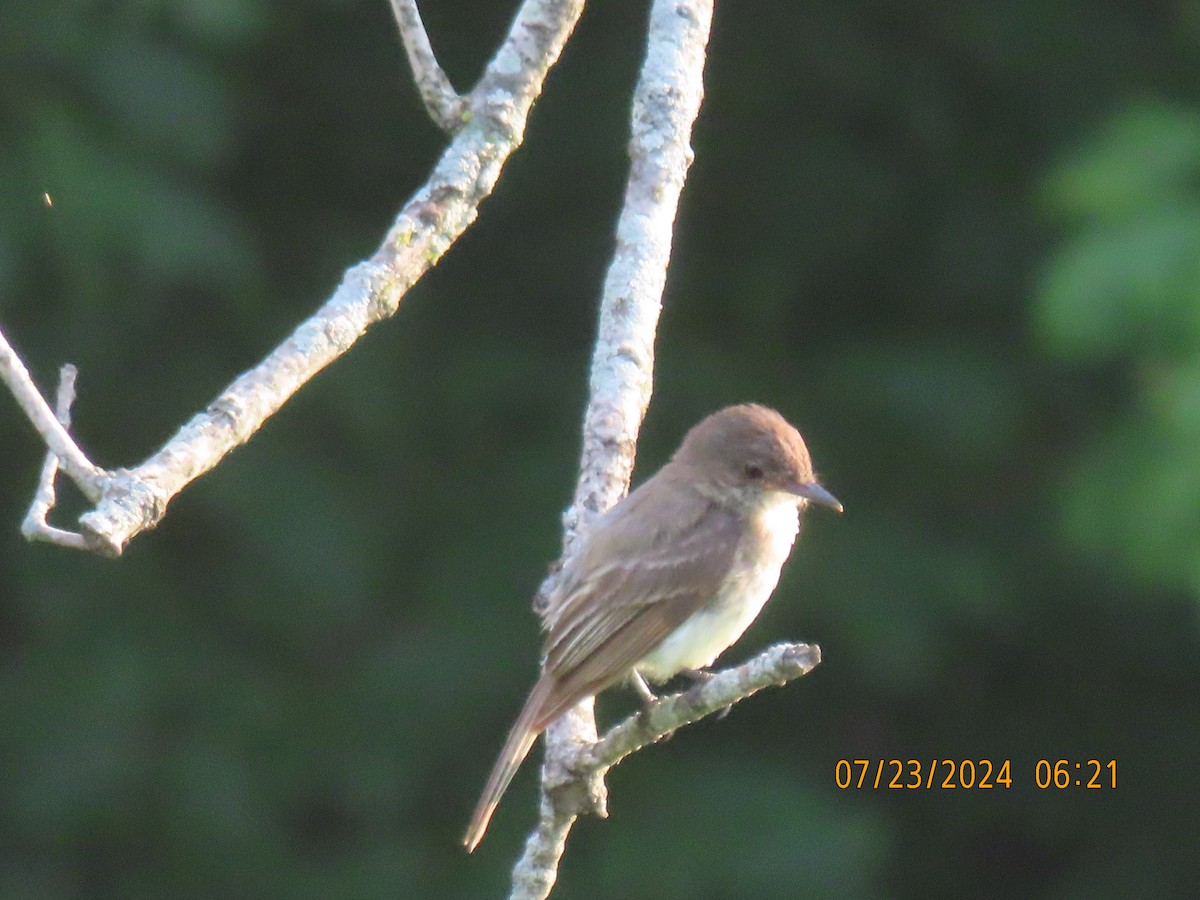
(673, 404), (842, 512)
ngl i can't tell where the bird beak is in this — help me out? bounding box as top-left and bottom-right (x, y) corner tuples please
(790, 481), (843, 513)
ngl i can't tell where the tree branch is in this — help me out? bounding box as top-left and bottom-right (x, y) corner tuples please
(0, 331), (105, 500)
(586, 642), (822, 772)
(389, 0), (466, 132)
(2, 0), (586, 557)
(19, 364), (92, 550)
(509, 1), (715, 896)
(508, 645), (821, 900)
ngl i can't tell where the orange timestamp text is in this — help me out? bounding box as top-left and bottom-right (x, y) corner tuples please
(834, 758), (1117, 790)
(835, 758), (1012, 789)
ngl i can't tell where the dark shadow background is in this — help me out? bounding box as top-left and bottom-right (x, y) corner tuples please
(3, 1), (1199, 896)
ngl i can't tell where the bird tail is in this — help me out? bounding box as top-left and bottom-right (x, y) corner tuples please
(463, 676), (553, 852)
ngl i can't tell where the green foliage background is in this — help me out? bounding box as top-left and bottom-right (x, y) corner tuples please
(2, 1), (1199, 896)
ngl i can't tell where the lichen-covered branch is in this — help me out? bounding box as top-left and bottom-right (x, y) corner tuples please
(509, 1), (715, 897)
(1, 0), (586, 557)
(389, 0), (466, 131)
(586, 642), (822, 772)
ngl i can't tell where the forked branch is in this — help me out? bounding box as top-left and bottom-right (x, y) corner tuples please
(389, 0), (466, 131)
(0, 0), (586, 556)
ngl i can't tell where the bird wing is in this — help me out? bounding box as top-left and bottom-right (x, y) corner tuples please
(534, 491), (743, 730)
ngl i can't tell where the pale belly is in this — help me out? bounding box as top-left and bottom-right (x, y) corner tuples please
(636, 494), (799, 680)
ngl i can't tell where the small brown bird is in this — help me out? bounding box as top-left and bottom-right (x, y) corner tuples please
(463, 404), (841, 851)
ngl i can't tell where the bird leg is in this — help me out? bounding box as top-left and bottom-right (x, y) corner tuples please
(632, 669), (683, 742)
(630, 669), (658, 709)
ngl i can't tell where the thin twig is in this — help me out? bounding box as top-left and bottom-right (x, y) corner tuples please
(509, 1), (715, 897)
(390, 0), (467, 132)
(20, 364), (91, 549)
(0, 329), (105, 500)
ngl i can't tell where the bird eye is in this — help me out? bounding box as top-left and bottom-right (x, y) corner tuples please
(744, 464), (764, 480)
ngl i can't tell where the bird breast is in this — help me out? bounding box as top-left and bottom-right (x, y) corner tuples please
(635, 492), (801, 680)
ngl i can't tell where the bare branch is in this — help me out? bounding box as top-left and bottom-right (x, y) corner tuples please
(586, 642), (822, 772)
(510, 0), (715, 895)
(0, 329), (105, 499)
(507, 647), (821, 900)
(20, 364), (91, 549)
(389, 0), (467, 131)
(0, 0), (586, 557)
(509, 703), (596, 900)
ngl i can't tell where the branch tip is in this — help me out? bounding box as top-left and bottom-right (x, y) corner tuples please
(18, 361), (93, 548)
(1, 327), (104, 502)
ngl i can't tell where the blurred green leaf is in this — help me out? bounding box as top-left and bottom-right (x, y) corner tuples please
(1036, 206), (1200, 359)
(1043, 101), (1200, 219)
(1059, 411), (1200, 592)
(1038, 100), (1200, 601)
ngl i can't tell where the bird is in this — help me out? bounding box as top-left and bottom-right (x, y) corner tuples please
(463, 403), (841, 851)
